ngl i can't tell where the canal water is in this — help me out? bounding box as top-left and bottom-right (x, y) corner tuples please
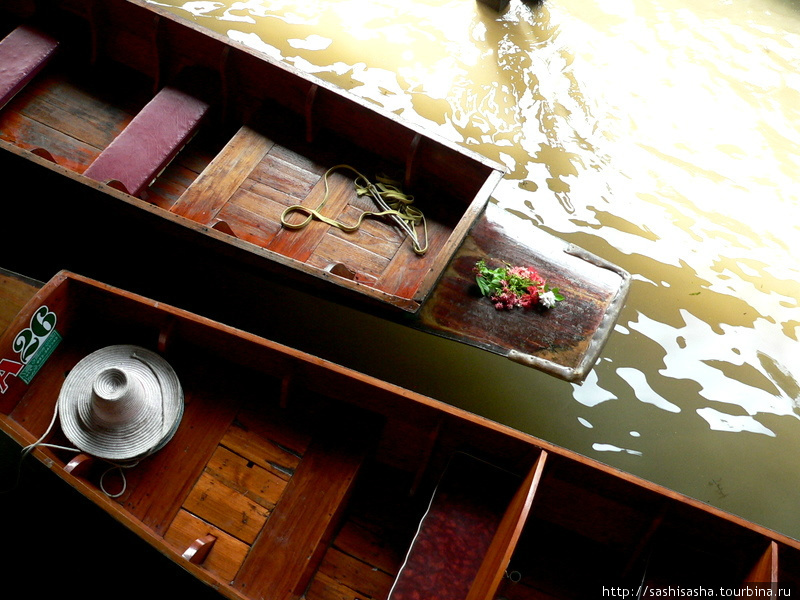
(149, 0), (800, 539)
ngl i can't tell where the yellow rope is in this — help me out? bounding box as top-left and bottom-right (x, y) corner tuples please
(280, 164), (428, 255)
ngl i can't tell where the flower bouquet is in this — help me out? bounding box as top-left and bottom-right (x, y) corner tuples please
(474, 259), (564, 310)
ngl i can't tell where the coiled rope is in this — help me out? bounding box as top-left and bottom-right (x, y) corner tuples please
(280, 164), (428, 255)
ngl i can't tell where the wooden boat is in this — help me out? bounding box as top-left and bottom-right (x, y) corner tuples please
(2, 268), (800, 599)
(0, 0), (629, 383)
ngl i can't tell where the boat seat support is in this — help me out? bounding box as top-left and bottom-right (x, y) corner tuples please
(182, 534), (217, 565)
(64, 453), (95, 477)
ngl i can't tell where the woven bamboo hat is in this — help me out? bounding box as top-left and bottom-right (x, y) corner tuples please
(58, 345), (184, 462)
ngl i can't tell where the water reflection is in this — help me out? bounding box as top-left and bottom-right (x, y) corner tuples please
(151, 0), (800, 538)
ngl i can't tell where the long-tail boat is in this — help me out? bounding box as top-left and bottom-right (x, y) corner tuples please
(0, 0), (629, 383)
(1, 268), (799, 599)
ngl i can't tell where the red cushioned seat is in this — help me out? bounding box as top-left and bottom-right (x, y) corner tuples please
(0, 25), (59, 110)
(84, 84), (210, 198)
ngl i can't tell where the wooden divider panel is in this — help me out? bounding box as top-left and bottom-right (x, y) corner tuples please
(232, 414), (375, 600)
(466, 451), (547, 600)
(745, 541), (778, 584)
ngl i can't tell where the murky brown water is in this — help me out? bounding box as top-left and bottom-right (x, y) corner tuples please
(150, 0), (800, 539)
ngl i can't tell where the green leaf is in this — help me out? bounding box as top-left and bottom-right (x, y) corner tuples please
(476, 276), (491, 296)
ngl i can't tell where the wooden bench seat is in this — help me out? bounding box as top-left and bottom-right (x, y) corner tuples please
(230, 412), (376, 600)
(0, 25), (59, 110)
(388, 451), (546, 600)
(83, 83), (210, 198)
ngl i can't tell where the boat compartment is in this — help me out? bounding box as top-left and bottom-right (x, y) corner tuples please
(389, 451), (544, 600)
(497, 454), (789, 598)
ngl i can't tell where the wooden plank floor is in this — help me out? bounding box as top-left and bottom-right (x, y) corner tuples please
(171, 110), (457, 300)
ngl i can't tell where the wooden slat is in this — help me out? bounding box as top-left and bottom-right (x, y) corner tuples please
(375, 215), (451, 299)
(171, 124), (274, 223)
(214, 197), (284, 245)
(164, 509), (249, 582)
(306, 234), (389, 283)
(146, 159), (205, 210)
(204, 445), (289, 510)
(266, 168), (355, 262)
(182, 470), (271, 544)
(332, 202), (407, 259)
(0, 108), (99, 171)
(219, 407), (310, 479)
(248, 143), (325, 200)
(15, 73), (136, 150)
(309, 548), (395, 600)
(233, 420), (372, 600)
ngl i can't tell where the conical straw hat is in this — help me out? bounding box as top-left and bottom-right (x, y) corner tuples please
(58, 345), (184, 462)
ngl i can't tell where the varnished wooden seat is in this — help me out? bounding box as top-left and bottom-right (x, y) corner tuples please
(230, 414), (376, 600)
(0, 24), (58, 110)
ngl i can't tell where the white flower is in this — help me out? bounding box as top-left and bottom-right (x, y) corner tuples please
(540, 290), (558, 309)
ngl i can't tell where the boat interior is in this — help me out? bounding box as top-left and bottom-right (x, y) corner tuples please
(0, 0), (504, 312)
(1, 272), (799, 600)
